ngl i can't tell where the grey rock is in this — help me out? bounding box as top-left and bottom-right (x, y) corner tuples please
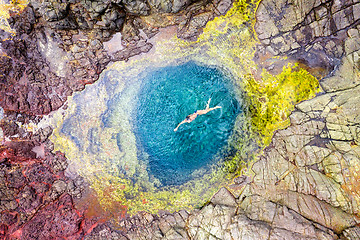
(211, 187), (237, 207)
(254, 0), (359, 62)
(50, 180), (67, 200)
(178, 11), (213, 40)
(148, 0), (172, 13)
(171, 0), (191, 13)
(67, 176), (85, 198)
(32, 126), (53, 143)
(83, 224), (127, 240)
(43, 2), (69, 22)
(48, 151), (68, 172)
(215, 0), (233, 15)
(343, 226), (360, 240)
(188, 204), (237, 239)
(148, 0), (191, 13)
(122, 0), (150, 15)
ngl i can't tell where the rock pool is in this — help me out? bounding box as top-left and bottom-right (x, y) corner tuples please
(135, 61), (240, 185)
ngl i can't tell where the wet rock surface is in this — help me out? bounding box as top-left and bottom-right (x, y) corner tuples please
(1, 0), (360, 239)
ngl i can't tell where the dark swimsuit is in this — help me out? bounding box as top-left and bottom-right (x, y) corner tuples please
(186, 111), (198, 121)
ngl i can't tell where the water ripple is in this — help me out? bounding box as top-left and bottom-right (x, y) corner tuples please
(135, 62), (241, 185)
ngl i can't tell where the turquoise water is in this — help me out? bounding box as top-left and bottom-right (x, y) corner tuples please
(135, 62), (241, 185)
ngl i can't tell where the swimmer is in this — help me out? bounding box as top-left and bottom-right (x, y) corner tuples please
(174, 98), (221, 131)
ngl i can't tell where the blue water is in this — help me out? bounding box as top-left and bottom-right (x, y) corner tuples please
(135, 62), (241, 185)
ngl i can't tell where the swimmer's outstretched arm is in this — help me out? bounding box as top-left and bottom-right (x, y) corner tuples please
(174, 119), (188, 132)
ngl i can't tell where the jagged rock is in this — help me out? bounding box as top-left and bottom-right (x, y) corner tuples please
(6, 168), (26, 189)
(321, 27), (360, 92)
(122, 0), (150, 15)
(0, 120), (19, 137)
(49, 180), (67, 200)
(147, 0), (193, 13)
(46, 151), (68, 172)
(233, 175), (251, 185)
(254, 0), (359, 75)
(188, 204), (237, 239)
(343, 226), (360, 239)
(21, 194), (83, 239)
(0, 142), (95, 239)
(215, 0), (232, 15)
(32, 126), (53, 143)
(113, 41), (153, 61)
(211, 187), (237, 207)
(83, 223), (127, 240)
(66, 176), (86, 199)
(178, 11), (214, 41)
(148, 0), (172, 13)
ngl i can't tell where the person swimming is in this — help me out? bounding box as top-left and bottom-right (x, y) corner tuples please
(174, 98), (221, 131)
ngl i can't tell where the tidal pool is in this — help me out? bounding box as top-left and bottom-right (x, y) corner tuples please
(47, 6), (258, 214)
(135, 62), (240, 185)
(44, 0), (319, 218)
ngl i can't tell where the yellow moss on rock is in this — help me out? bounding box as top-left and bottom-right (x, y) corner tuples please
(245, 64), (321, 146)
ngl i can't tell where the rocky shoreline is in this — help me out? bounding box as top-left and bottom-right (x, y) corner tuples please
(1, 0), (360, 239)
(0, 0), (233, 116)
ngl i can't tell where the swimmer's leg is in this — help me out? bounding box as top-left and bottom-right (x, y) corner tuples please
(208, 106), (222, 112)
(206, 98), (211, 109)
